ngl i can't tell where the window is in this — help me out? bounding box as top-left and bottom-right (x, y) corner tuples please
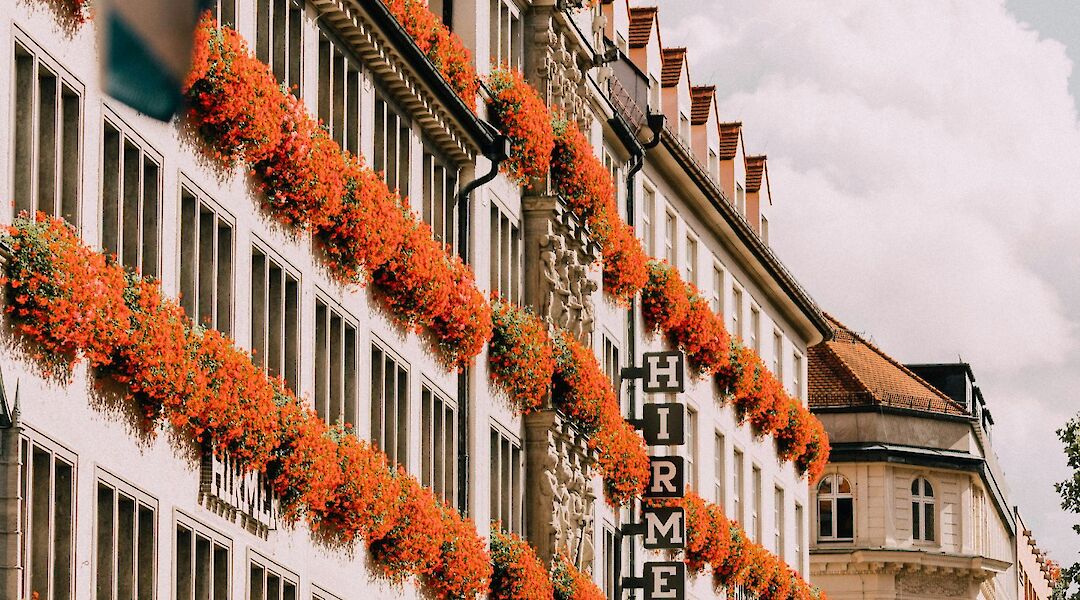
(490, 425), (524, 534)
(772, 331), (784, 380)
(795, 503), (804, 573)
(13, 39), (82, 226)
(603, 335), (620, 391)
(731, 287), (744, 338)
(684, 408), (697, 491)
(314, 297), (358, 428)
(248, 555), (298, 600)
(678, 112), (691, 144)
(733, 449), (744, 523)
(96, 475), (156, 600)
(602, 525), (621, 600)
(603, 148), (624, 210)
(774, 486), (785, 557)
(211, 0), (236, 27)
(912, 478), (935, 542)
(174, 517), (230, 600)
(180, 185), (233, 334)
(422, 148), (459, 251)
(374, 92), (411, 195)
(713, 432), (725, 506)
(641, 186), (655, 254)
(318, 28), (362, 156)
(793, 352), (803, 400)
(751, 466), (762, 542)
(101, 117), (161, 276)
(973, 488), (988, 554)
(708, 148), (719, 182)
(750, 306), (761, 352)
(760, 215), (770, 245)
(19, 435), (75, 600)
(251, 246), (300, 394)
(371, 342), (409, 467)
(256, 0), (303, 92)
(489, 202), (522, 302)
(421, 383), (458, 505)
(735, 183), (746, 214)
(684, 235), (698, 286)
(489, 0), (523, 70)
(817, 474), (854, 541)
(711, 264), (724, 315)
(664, 211), (676, 265)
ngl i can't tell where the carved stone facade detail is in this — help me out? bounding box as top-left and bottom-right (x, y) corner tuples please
(524, 410), (597, 572)
(524, 3), (594, 131)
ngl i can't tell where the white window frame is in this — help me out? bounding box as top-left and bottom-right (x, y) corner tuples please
(684, 234), (698, 287)
(772, 330), (784, 380)
(19, 429), (77, 600)
(421, 379), (459, 506)
(179, 179), (235, 336)
(641, 184), (656, 255)
(247, 550), (299, 600)
(731, 286), (744, 338)
(94, 469), (158, 600)
(750, 305), (761, 352)
(250, 241), (301, 394)
(664, 209), (677, 266)
(713, 431), (725, 507)
(255, 0), (304, 92)
(912, 477), (936, 543)
(370, 338), (410, 468)
(490, 423), (524, 535)
(314, 293), (360, 429)
(489, 0), (524, 71)
(817, 474), (855, 542)
(100, 109), (163, 278)
(774, 485), (785, 558)
(317, 26), (364, 156)
(489, 197), (522, 303)
(173, 513), (232, 600)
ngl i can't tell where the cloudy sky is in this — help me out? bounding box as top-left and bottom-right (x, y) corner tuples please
(659, 0), (1080, 562)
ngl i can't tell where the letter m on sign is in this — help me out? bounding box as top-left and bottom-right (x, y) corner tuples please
(642, 351), (685, 393)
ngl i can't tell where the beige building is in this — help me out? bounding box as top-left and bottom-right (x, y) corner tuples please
(807, 317), (1053, 600)
(0, 0), (829, 599)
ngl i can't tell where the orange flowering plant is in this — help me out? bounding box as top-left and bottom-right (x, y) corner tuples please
(489, 299), (555, 413)
(551, 552), (605, 600)
(487, 67), (555, 185)
(489, 529), (554, 600)
(384, 0), (480, 109)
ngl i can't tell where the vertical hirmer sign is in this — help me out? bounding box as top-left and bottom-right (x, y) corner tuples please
(622, 351), (687, 600)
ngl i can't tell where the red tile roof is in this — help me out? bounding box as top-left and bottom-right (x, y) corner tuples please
(809, 315), (969, 416)
(745, 154), (766, 192)
(690, 86), (715, 125)
(718, 122), (742, 160)
(628, 7), (658, 49)
(661, 47), (687, 87)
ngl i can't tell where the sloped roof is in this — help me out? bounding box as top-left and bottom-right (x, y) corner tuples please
(718, 122), (742, 160)
(661, 47), (687, 87)
(690, 86), (715, 125)
(628, 7), (658, 48)
(745, 155), (766, 192)
(809, 315), (969, 416)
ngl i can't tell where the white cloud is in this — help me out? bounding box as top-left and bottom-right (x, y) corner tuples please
(658, 0), (1080, 560)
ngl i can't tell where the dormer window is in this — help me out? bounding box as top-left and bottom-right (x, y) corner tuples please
(735, 183), (746, 214)
(679, 112), (690, 144)
(760, 215), (770, 245)
(708, 148), (719, 183)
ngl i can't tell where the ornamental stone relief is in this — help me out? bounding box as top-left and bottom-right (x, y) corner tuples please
(895, 569), (978, 599)
(524, 4), (593, 131)
(524, 410), (598, 572)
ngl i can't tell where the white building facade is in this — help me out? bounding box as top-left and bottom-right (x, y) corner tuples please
(0, 1), (830, 599)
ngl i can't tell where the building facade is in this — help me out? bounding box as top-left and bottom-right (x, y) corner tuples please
(807, 319), (1053, 600)
(0, 1), (830, 599)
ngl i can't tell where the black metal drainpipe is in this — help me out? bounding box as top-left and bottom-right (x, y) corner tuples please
(454, 135), (509, 515)
(623, 119), (663, 597)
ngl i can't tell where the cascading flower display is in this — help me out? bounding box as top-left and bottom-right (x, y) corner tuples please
(487, 67), (555, 185)
(488, 299), (556, 413)
(550, 552), (606, 600)
(383, 0), (479, 109)
(489, 529), (554, 600)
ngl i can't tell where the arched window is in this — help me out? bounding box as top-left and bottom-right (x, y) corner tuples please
(817, 474), (854, 541)
(912, 478), (935, 542)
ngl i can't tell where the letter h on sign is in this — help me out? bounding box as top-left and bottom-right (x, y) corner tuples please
(642, 351), (685, 393)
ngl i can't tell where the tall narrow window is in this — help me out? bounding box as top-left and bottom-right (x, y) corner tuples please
(180, 186), (233, 335)
(13, 39), (82, 226)
(774, 486), (785, 557)
(422, 148), (459, 251)
(248, 555), (298, 600)
(793, 352), (803, 400)
(489, 0), (523, 70)
(795, 503), (804, 573)
(251, 246), (300, 394)
(603, 336), (620, 391)
(489, 203), (522, 303)
(371, 343), (409, 467)
(731, 287), (744, 338)
(314, 297), (358, 429)
(256, 0), (303, 92)
(733, 449), (744, 523)
(373, 92), (411, 196)
(664, 211), (676, 265)
(713, 432), (725, 506)
(712, 264), (724, 315)
(174, 519), (230, 600)
(317, 29), (362, 156)
(750, 306), (761, 352)
(817, 474), (854, 541)
(641, 186), (655, 255)
(101, 117), (161, 277)
(772, 331), (784, 380)
(912, 478), (935, 542)
(490, 426), (523, 534)
(212, 0), (236, 27)
(602, 525), (621, 600)
(684, 235), (698, 286)
(19, 436), (75, 600)
(421, 383), (458, 505)
(751, 466), (762, 542)
(95, 476), (156, 600)
(684, 409), (697, 492)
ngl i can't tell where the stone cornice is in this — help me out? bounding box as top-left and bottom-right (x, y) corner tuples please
(811, 547), (1011, 582)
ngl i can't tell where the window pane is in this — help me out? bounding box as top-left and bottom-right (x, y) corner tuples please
(818, 499), (832, 538)
(837, 498), (853, 539)
(912, 501), (920, 539)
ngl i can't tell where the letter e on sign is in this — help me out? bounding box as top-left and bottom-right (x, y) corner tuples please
(644, 456), (684, 499)
(642, 351), (685, 393)
(644, 561), (686, 600)
(643, 507), (685, 549)
(641, 402), (685, 446)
